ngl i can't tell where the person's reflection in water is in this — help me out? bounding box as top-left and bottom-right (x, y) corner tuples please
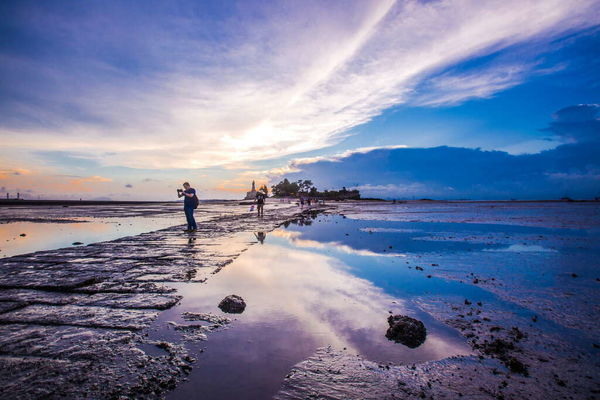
(254, 232), (266, 244)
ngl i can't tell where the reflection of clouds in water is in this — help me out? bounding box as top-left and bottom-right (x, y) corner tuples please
(231, 243), (403, 354)
(227, 240), (470, 362)
(0, 217), (179, 257)
(270, 230), (407, 258)
(0, 221), (103, 257)
(484, 244), (557, 253)
(360, 227), (421, 233)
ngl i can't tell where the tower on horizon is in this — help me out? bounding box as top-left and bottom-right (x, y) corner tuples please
(244, 180), (257, 200)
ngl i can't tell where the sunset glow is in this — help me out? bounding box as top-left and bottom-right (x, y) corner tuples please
(1, 0), (599, 200)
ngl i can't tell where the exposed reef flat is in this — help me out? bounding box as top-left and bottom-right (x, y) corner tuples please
(1, 201), (599, 399)
(0, 203), (324, 399)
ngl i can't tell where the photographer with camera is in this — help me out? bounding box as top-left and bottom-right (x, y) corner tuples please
(177, 182), (198, 232)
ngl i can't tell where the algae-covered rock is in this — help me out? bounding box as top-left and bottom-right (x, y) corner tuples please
(385, 314), (426, 348)
(218, 295), (246, 314)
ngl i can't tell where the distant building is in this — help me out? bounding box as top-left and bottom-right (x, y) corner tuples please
(244, 181), (257, 200)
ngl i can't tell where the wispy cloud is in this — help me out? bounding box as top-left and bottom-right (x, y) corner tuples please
(413, 64), (532, 107)
(69, 175), (112, 185)
(1, 0), (598, 170)
(0, 168), (31, 179)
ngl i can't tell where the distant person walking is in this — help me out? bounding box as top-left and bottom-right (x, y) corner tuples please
(255, 190), (266, 217)
(177, 182), (198, 232)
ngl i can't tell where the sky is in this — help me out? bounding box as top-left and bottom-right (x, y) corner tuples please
(1, 0), (599, 200)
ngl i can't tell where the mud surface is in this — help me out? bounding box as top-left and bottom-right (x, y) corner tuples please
(274, 201), (600, 400)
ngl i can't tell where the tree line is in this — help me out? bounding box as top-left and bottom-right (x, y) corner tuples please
(270, 178), (360, 200)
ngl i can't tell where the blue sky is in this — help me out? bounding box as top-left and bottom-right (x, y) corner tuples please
(0, 0), (599, 200)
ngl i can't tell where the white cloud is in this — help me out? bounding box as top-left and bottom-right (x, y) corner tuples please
(350, 183), (450, 198)
(291, 145), (408, 166)
(413, 64), (531, 106)
(2, 0), (599, 169)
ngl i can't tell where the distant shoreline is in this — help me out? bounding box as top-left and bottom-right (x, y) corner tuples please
(0, 198), (597, 207)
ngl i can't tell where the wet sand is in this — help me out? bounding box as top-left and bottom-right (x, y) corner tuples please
(0, 201), (598, 399)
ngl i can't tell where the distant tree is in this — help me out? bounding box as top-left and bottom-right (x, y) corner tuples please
(271, 178), (360, 200)
(271, 178), (300, 197)
(301, 180), (313, 193)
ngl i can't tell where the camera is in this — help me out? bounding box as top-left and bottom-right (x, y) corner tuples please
(177, 188), (183, 195)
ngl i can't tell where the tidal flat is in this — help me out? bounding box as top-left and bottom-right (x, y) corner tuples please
(0, 201), (598, 399)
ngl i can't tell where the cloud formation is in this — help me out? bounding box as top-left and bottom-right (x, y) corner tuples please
(275, 105), (600, 199)
(1, 0), (598, 169)
(543, 104), (600, 143)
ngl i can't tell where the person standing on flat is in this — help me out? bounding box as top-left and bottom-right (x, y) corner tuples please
(177, 182), (198, 232)
(255, 190), (266, 217)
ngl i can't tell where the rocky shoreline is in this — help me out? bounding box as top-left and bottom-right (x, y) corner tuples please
(0, 204), (328, 399)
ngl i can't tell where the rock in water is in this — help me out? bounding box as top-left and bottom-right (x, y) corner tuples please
(385, 315), (426, 348)
(218, 295), (246, 314)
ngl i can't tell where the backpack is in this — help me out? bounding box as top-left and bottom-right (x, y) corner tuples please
(193, 194), (199, 209)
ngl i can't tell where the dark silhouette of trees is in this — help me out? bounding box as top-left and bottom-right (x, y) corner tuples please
(271, 178), (360, 200)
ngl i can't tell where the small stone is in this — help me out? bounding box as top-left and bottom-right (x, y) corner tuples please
(218, 294), (246, 314)
(506, 357), (528, 375)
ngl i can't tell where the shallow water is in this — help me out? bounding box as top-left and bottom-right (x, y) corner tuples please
(0, 216), (181, 258)
(0, 201), (299, 258)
